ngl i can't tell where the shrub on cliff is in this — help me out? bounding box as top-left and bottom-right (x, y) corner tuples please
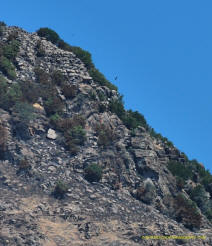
(0, 83), (22, 110)
(174, 193), (201, 229)
(0, 56), (16, 80)
(61, 83), (77, 99)
(52, 115), (86, 155)
(3, 40), (20, 61)
(109, 94), (125, 118)
(43, 95), (64, 116)
(189, 185), (211, 213)
(123, 110), (148, 130)
(89, 67), (117, 91)
(66, 126), (86, 146)
(0, 125), (8, 159)
(36, 40), (45, 57)
(0, 22), (6, 36)
(69, 46), (94, 70)
(136, 178), (156, 204)
(84, 163), (103, 182)
(51, 70), (65, 86)
(53, 181), (68, 199)
(95, 123), (116, 147)
(167, 161), (193, 181)
(13, 102), (35, 124)
(54, 115), (86, 132)
(37, 27), (60, 45)
(34, 67), (51, 85)
(19, 81), (40, 104)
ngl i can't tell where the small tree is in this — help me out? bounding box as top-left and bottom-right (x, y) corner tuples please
(84, 163), (103, 182)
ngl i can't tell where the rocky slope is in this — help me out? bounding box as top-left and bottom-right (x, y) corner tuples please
(0, 24), (211, 246)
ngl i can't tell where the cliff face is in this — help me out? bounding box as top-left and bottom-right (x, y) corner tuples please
(0, 24), (211, 246)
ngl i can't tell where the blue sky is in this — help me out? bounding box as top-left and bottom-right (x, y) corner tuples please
(1, 0), (212, 172)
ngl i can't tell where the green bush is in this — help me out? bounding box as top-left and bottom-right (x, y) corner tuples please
(176, 176), (185, 190)
(53, 181), (68, 199)
(109, 94), (125, 118)
(174, 193), (201, 229)
(13, 102), (35, 124)
(20, 81), (40, 104)
(37, 27), (60, 45)
(58, 39), (72, 51)
(89, 68), (117, 91)
(36, 40), (45, 57)
(43, 95), (64, 116)
(205, 209), (212, 222)
(167, 161), (193, 181)
(53, 115), (86, 155)
(97, 91), (106, 101)
(34, 67), (51, 85)
(136, 179), (156, 204)
(95, 123), (116, 147)
(88, 90), (97, 100)
(65, 126), (86, 146)
(0, 83), (22, 110)
(51, 70), (65, 86)
(19, 81), (41, 103)
(109, 94), (150, 131)
(69, 46), (94, 70)
(3, 40), (20, 61)
(0, 56), (16, 79)
(189, 185), (210, 213)
(49, 113), (61, 128)
(64, 139), (79, 155)
(7, 31), (18, 42)
(84, 163), (103, 182)
(0, 22), (6, 36)
(98, 103), (107, 113)
(57, 115), (86, 132)
(202, 172), (212, 192)
(189, 160), (212, 190)
(0, 124), (7, 158)
(0, 76), (8, 108)
(150, 128), (174, 147)
(0, 21), (6, 27)
(123, 110), (148, 130)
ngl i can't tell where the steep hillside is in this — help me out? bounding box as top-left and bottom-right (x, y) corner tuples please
(0, 22), (212, 246)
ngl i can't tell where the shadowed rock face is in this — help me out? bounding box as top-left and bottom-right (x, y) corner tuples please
(0, 25), (211, 246)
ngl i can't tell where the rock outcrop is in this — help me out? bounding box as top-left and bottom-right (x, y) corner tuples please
(0, 24), (211, 246)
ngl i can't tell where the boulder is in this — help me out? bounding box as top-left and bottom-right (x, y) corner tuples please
(47, 128), (57, 140)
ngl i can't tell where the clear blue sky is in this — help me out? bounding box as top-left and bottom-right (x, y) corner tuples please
(1, 1), (212, 172)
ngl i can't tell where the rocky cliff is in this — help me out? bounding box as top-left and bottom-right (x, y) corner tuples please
(0, 23), (211, 246)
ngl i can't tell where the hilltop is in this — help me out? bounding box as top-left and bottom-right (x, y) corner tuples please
(0, 22), (212, 246)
